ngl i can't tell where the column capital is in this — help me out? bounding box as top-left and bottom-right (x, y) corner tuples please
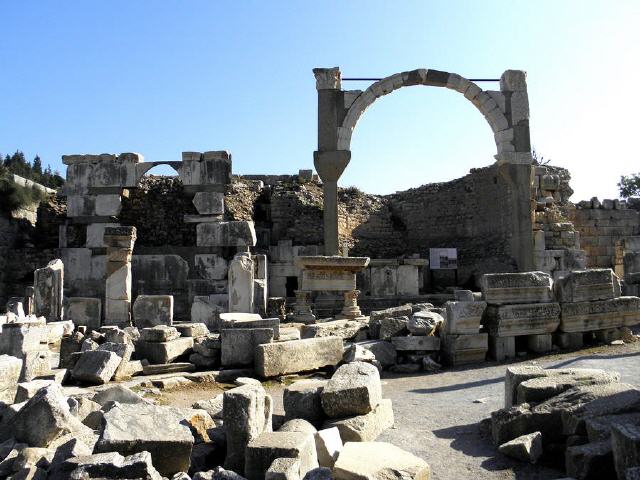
(313, 150), (351, 182)
(313, 67), (341, 90)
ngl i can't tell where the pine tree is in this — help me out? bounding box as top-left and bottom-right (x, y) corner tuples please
(33, 155), (43, 175)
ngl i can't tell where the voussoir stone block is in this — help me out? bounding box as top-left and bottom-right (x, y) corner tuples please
(321, 362), (381, 418)
(480, 271), (553, 305)
(255, 338), (343, 378)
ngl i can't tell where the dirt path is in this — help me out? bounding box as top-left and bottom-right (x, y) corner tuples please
(158, 342), (640, 480)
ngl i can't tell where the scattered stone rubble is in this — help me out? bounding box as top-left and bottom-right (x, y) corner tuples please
(2, 244), (640, 479)
(491, 365), (640, 479)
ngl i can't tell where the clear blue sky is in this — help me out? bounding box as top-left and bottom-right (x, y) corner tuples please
(1, 1), (638, 200)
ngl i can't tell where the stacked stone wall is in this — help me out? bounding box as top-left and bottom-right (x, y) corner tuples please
(569, 199), (640, 268)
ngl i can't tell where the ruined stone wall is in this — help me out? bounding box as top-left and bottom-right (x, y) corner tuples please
(119, 176), (197, 247)
(568, 199), (640, 268)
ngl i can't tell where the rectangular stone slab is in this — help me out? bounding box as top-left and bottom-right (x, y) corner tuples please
(390, 336), (440, 351)
(559, 296), (640, 332)
(444, 301), (487, 334)
(482, 303), (560, 337)
(480, 272), (553, 305)
(554, 269), (620, 303)
(255, 338), (343, 378)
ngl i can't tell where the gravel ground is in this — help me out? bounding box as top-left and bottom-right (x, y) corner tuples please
(159, 341), (640, 480)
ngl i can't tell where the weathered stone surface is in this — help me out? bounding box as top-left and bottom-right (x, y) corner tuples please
(516, 368), (620, 406)
(20, 349), (51, 382)
(612, 423), (640, 480)
(441, 333), (488, 366)
(193, 192), (224, 215)
(0, 322), (47, 357)
(92, 384), (147, 407)
(390, 336), (440, 351)
(314, 427), (342, 468)
(0, 384), (91, 448)
(585, 412), (640, 442)
(489, 335), (516, 362)
(224, 384), (271, 473)
(0, 355), (22, 403)
(142, 362), (195, 375)
(266, 457), (300, 480)
(368, 305), (412, 339)
(356, 340), (397, 368)
(333, 441), (430, 480)
(493, 382), (640, 445)
(378, 316), (409, 340)
(301, 320), (365, 341)
(482, 303), (561, 337)
(132, 295), (174, 328)
(193, 394), (224, 420)
(504, 365), (547, 408)
(321, 362), (381, 418)
(136, 337), (194, 364)
(444, 301), (486, 334)
(197, 221), (257, 247)
(221, 317), (279, 339)
(72, 350), (121, 385)
(279, 419), (317, 435)
(228, 252), (255, 313)
(52, 451), (162, 480)
(565, 440), (613, 480)
(64, 298), (101, 331)
(15, 380), (55, 403)
(498, 431), (542, 463)
(221, 328), (274, 367)
(560, 297), (640, 332)
(95, 402), (194, 476)
(553, 331), (584, 349)
(284, 379), (327, 426)
(324, 399), (394, 443)
(255, 338), (343, 378)
(480, 271), (553, 305)
(33, 259), (64, 323)
(141, 325), (180, 343)
(174, 322), (210, 338)
(407, 311), (443, 336)
(555, 269), (620, 303)
(245, 431), (318, 480)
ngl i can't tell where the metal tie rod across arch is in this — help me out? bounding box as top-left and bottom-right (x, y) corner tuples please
(342, 77), (500, 82)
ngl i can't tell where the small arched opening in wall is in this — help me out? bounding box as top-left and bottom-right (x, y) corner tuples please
(119, 162), (198, 247)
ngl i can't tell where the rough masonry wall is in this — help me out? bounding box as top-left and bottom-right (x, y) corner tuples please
(568, 200), (640, 269)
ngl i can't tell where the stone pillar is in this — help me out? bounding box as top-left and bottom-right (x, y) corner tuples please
(24, 286), (34, 316)
(33, 259), (64, 322)
(313, 67), (351, 256)
(228, 252), (255, 313)
(314, 150), (351, 256)
(290, 290), (316, 324)
(103, 226), (136, 327)
(340, 290), (363, 320)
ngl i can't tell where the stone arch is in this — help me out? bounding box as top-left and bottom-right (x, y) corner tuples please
(132, 160), (183, 186)
(336, 69), (511, 157)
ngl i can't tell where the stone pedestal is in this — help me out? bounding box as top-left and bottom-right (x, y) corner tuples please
(295, 256), (370, 320)
(290, 290), (316, 324)
(339, 290), (363, 320)
(103, 226), (136, 327)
